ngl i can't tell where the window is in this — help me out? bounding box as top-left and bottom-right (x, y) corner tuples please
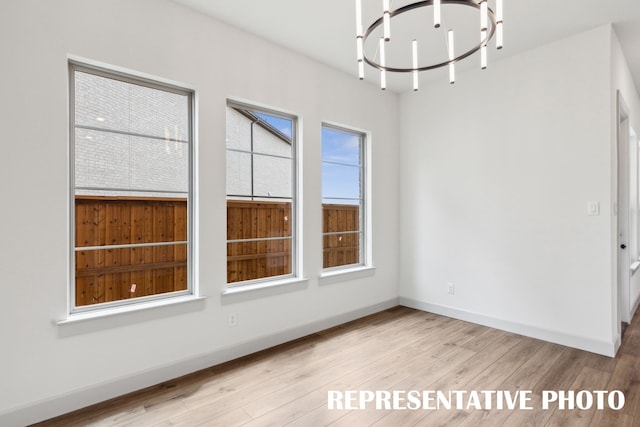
(226, 103), (297, 284)
(322, 124), (366, 269)
(70, 62), (193, 311)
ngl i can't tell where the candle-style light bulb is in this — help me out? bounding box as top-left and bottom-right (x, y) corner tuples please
(434, 0), (441, 28)
(412, 39), (418, 91)
(480, 0), (487, 32)
(496, 0), (503, 49)
(380, 37), (386, 90)
(448, 30), (455, 84)
(383, 0), (391, 41)
(481, 29), (487, 69)
(355, 0), (365, 78)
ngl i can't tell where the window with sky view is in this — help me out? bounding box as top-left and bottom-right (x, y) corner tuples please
(321, 125), (365, 269)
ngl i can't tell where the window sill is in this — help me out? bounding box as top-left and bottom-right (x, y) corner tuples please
(57, 294), (206, 326)
(318, 265), (376, 285)
(222, 277), (309, 303)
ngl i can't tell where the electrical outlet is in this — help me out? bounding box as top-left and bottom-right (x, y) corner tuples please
(228, 312), (237, 327)
(448, 283), (455, 295)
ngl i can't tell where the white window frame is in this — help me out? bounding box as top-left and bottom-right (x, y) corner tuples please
(68, 60), (195, 314)
(321, 122), (368, 271)
(225, 100), (299, 288)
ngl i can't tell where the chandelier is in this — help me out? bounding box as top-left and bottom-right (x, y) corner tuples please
(355, 0), (504, 90)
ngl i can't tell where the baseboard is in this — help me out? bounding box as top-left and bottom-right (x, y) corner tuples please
(632, 293), (640, 321)
(0, 298), (398, 427)
(399, 297), (617, 357)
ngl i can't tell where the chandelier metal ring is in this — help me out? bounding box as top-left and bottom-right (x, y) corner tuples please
(363, 0), (497, 73)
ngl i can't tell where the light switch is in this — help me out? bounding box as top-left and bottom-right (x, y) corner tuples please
(587, 201), (600, 216)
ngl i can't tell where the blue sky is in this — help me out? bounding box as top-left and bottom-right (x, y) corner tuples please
(255, 112), (292, 139)
(321, 127), (361, 203)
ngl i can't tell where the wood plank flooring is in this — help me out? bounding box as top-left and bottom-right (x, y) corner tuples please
(33, 306), (640, 426)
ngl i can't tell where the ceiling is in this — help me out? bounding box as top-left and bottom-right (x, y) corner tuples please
(173, 0), (640, 93)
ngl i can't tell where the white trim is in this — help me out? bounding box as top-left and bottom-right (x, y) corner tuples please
(222, 277), (309, 298)
(364, 129), (373, 267)
(617, 90), (632, 326)
(320, 121), (370, 269)
(319, 266), (376, 285)
(225, 100), (302, 287)
(58, 295), (206, 325)
(67, 54), (197, 92)
(632, 291), (640, 320)
(3, 298), (398, 426)
(68, 59), (196, 315)
(399, 297), (617, 357)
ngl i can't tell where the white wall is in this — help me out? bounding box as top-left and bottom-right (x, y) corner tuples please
(398, 25), (619, 356)
(0, 1), (399, 424)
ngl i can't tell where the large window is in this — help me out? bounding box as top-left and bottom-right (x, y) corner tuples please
(70, 62), (193, 311)
(322, 124), (366, 269)
(226, 102), (296, 284)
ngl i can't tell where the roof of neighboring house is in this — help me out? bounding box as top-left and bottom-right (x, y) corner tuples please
(232, 106), (292, 145)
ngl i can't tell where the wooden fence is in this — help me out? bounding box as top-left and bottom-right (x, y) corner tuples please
(226, 201), (360, 281)
(322, 203), (360, 269)
(75, 198), (360, 302)
(227, 200), (292, 283)
(75, 196), (188, 306)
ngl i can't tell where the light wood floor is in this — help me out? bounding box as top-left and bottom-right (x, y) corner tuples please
(34, 306), (640, 426)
